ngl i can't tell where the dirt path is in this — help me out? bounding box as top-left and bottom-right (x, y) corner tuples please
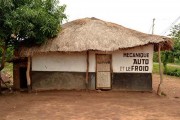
(0, 74), (180, 120)
(153, 74), (180, 98)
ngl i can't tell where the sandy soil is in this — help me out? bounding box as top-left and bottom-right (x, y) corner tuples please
(0, 74), (180, 120)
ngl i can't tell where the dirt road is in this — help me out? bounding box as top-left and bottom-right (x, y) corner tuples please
(0, 74), (180, 120)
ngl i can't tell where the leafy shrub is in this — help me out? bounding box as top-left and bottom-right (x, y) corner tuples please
(153, 52), (158, 62)
(165, 69), (180, 77)
(153, 63), (180, 77)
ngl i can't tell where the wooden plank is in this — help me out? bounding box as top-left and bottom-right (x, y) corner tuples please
(96, 54), (111, 63)
(96, 54), (112, 89)
(96, 72), (111, 89)
(97, 63), (110, 72)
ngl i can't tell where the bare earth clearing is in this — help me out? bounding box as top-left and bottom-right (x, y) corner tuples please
(0, 74), (180, 120)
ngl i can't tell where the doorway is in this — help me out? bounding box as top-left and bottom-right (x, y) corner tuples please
(19, 67), (28, 89)
(96, 54), (112, 90)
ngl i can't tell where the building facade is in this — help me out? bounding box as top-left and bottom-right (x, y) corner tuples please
(13, 18), (172, 91)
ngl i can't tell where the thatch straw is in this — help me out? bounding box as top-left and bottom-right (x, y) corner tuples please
(19, 17), (173, 57)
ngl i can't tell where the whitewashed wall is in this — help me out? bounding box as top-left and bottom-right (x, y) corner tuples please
(32, 53), (87, 72)
(112, 44), (154, 73)
(32, 45), (153, 73)
(32, 52), (96, 72)
(89, 53), (96, 72)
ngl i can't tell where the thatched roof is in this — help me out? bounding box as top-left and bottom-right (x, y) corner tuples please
(19, 17), (173, 57)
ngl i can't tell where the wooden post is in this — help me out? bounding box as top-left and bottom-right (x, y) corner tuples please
(0, 45), (6, 94)
(26, 56), (31, 92)
(0, 72), (2, 94)
(85, 51), (89, 90)
(157, 44), (163, 95)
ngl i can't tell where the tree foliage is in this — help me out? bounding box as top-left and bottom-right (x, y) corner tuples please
(161, 24), (180, 74)
(153, 24), (180, 76)
(0, 0), (67, 71)
(0, 0), (67, 92)
(170, 24), (180, 60)
(163, 24), (180, 63)
(0, 0), (67, 46)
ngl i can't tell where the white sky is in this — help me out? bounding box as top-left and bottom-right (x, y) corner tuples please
(60, 0), (180, 36)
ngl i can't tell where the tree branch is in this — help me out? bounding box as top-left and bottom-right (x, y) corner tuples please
(0, 45), (4, 50)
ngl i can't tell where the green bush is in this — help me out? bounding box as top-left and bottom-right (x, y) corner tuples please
(153, 63), (180, 77)
(165, 68), (180, 77)
(153, 63), (162, 74)
(153, 52), (158, 62)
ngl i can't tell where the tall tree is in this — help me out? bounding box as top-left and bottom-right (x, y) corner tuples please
(162, 23), (180, 73)
(170, 24), (180, 61)
(0, 0), (67, 92)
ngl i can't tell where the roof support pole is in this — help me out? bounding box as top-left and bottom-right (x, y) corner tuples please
(26, 56), (31, 92)
(85, 51), (89, 90)
(157, 44), (163, 95)
(0, 73), (2, 94)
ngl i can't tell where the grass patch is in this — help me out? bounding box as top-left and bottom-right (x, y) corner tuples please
(153, 63), (162, 74)
(153, 62), (180, 77)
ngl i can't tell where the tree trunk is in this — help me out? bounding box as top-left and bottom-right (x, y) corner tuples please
(0, 45), (7, 94)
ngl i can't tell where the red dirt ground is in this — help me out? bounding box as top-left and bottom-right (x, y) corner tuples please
(0, 74), (180, 120)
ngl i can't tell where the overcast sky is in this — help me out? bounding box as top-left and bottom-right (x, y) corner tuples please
(60, 0), (180, 36)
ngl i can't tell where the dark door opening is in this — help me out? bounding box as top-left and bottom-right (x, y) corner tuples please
(19, 67), (28, 89)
